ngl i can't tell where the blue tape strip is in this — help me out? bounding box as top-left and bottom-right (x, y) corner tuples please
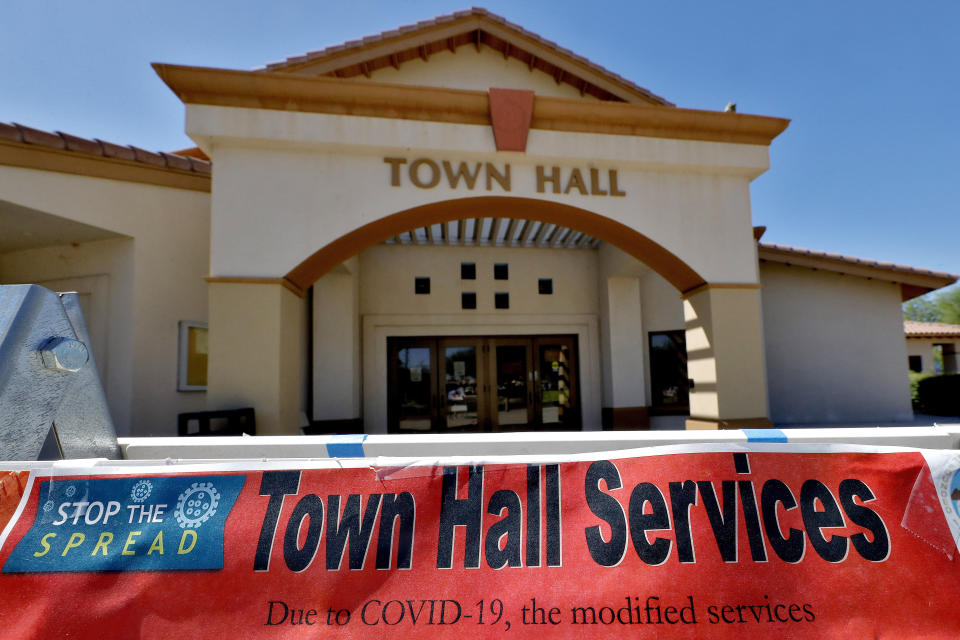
(742, 428), (787, 443)
(326, 434), (367, 458)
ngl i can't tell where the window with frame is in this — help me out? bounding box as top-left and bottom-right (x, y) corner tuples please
(178, 321), (208, 391)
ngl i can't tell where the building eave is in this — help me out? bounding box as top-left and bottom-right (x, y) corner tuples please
(153, 63), (790, 146)
(758, 242), (958, 301)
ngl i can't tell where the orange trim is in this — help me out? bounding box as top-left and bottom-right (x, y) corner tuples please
(0, 139), (211, 192)
(153, 64), (790, 146)
(489, 88), (534, 151)
(204, 276), (305, 298)
(284, 196), (706, 293)
(680, 282), (762, 298)
(171, 146), (210, 161)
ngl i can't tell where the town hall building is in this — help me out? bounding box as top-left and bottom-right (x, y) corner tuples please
(0, 9), (955, 437)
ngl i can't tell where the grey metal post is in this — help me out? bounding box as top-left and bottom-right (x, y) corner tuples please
(0, 284), (119, 460)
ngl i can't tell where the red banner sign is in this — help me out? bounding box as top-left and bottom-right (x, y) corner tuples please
(1, 446), (959, 638)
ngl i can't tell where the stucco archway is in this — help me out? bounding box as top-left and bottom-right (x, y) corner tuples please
(208, 195), (771, 434)
(284, 196), (707, 294)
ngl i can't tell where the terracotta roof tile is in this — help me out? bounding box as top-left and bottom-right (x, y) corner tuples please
(16, 123), (66, 149)
(159, 151), (192, 171)
(904, 321), (960, 338)
(759, 242), (958, 282)
(0, 120), (211, 177)
(260, 7), (672, 106)
(58, 131), (103, 155)
(188, 157), (212, 174)
(0, 122), (20, 142)
(96, 138), (137, 161)
(130, 146), (166, 167)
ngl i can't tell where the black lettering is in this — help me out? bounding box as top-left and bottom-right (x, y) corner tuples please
(698, 480), (738, 562)
(788, 603), (803, 622)
(255, 470), (301, 571)
(627, 482), (672, 565)
(583, 461), (627, 567)
(571, 606), (597, 624)
(436, 466), (483, 568)
(382, 600), (404, 625)
(265, 600), (289, 625)
(839, 478), (890, 561)
(361, 600), (381, 625)
(739, 480), (768, 561)
(526, 465), (541, 567)
(545, 464), (562, 566)
(376, 492), (415, 569)
(326, 494), (382, 570)
(761, 480), (804, 563)
(485, 490), (522, 568)
(283, 494), (324, 572)
(800, 480), (848, 562)
(669, 480), (698, 563)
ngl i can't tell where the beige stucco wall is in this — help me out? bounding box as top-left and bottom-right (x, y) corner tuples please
(187, 106), (768, 290)
(907, 339), (960, 374)
(360, 243), (598, 315)
(207, 282), (308, 434)
(760, 262), (913, 424)
(0, 165), (210, 436)
(640, 269), (685, 407)
(346, 46), (602, 101)
(906, 340), (937, 374)
(354, 243), (602, 431)
(312, 257), (361, 422)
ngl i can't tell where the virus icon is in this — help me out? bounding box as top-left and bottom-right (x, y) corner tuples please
(174, 482), (220, 529)
(64, 485), (76, 497)
(130, 480), (153, 503)
(42, 500), (55, 513)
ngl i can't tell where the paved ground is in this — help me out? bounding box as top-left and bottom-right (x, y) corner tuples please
(649, 413), (960, 431)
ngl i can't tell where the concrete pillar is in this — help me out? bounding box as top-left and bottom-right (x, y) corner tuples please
(312, 259), (361, 429)
(207, 281), (307, 435)
(683, 286), (772, 429)
(599, 276), (649, 428)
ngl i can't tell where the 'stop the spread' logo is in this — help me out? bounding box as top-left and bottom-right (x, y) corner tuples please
(939, 457), (960, 519)
(2, 475), (244, 573)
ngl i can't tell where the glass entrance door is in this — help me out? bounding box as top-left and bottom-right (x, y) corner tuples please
(491, 339), (533, 430)
(440, 339), (482, 430)
(535, 337), (580, 430)
(649, 330), (689, 414)
(388, 340), (434, 431)
(388, 335), (579, 433)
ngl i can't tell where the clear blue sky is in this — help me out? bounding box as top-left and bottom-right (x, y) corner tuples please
(3, 1), (958, 280)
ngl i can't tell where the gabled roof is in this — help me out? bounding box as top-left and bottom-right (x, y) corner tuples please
(260, 7), (672, 106)
(757, 241), (958, 301)
(0, 122), (210, 192)
(905, 321), (960, 339)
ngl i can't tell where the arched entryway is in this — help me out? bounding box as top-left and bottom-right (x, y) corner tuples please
(284, 196), (707, 294)
(206, 196), (771, 435)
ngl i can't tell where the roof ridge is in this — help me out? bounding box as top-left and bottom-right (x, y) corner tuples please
(257, 7), (672, 106)
(0, 121), (211, 175)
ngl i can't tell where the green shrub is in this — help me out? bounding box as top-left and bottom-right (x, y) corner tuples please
(916, 374), (960, 416)
(909, 371), (932, 408)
